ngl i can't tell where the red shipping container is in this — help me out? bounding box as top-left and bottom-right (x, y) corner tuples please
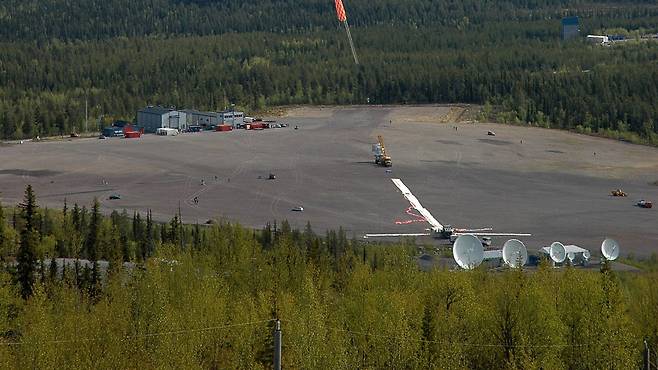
(216, 125), (233, 132)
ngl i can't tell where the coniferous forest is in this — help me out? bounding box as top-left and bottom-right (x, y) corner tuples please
(0, 0), (657, 142)
(1, 186), (658, 368)
(3, 2), (658, 366)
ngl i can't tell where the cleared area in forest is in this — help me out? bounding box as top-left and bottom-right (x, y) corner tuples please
(1, 105), (657, 257)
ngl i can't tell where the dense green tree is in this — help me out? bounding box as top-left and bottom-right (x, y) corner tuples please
(83, 199), (101, 291)
(16, 185), (39, 299)
(0, 1), (656, 142)
(2, 158), (658, 368)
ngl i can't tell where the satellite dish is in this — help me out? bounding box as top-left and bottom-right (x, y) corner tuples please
(601, 238), (620, 261)
(453, 234), (484, 270)
(502, 239), (528, 268)
(549, 242), (566, 263)
(567, 252), (576, 264)
(583, 250), (591, 261)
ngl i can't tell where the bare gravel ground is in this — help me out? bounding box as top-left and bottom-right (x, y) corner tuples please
(1, 105), (657, 257)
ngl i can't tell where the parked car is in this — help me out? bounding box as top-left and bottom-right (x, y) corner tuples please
(637, 200), (653, 208)
(291, 206), (304, 212)
(108, 194), (121, 200)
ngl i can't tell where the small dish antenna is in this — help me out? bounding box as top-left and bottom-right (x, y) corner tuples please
(583, 250), (591, 261)
(549, 242), (566, 263)
(567, 252), (576, 264)
(453, 234), (484, 270)
(601, 238), (620, 261)
(502, 239), (528, 268)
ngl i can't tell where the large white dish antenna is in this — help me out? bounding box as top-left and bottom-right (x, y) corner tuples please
(502, 239), (528, 268)
(453, 234), (484, 270)
(601, 238), (620, 261)
(549, 242), (567, 263)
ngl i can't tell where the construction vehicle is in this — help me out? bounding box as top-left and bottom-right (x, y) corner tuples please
(611, 189), (628, 197)
(372, 135), (392, 167)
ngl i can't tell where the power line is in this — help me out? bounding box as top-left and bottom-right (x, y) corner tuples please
(0, 318), (275, 346)
(326, 326), (589, 348)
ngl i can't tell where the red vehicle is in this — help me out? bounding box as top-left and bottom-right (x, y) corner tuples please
(123, 125), (144, 138)
(249, 122), (265, 130)
(216, 125), (233, 132)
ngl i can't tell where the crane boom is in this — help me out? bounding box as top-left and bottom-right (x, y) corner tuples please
(373, 135), (392, 167)
(377, 135), (388, 158)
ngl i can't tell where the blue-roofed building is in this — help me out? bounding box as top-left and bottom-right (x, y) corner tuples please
(561, 16), (579, 40)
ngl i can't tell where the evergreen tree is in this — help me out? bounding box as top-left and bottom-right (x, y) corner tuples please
(144, 209), (154, 258)
(16, 184), (38, 299)
(39, 259), (46, 284)
(261, 222), (272, 249)
(160, 222), (168, 244)
(72, 203), (80, 232)
(132, 211), (138, 241)
(120, 233), (130, 262)
(193, 222), (201, 251)
(84, 199), (101, 292)
(62, 198), (68, 219)
(49, 257), (57, 282)
(169, 215), (181, 248)
(80, 206), (88, 236)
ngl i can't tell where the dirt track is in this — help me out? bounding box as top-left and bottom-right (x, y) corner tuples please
(1, 105), (657, 256)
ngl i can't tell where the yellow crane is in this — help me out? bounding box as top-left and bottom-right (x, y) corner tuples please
(373, 135), (392, 167)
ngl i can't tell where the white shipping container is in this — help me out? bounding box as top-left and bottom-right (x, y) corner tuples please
(586, 35), (609, 44)
(156, 128), (179, 136)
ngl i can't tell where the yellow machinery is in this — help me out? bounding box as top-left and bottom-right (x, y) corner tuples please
(373, 135), (392, 167)
(611, 189), (628, 197)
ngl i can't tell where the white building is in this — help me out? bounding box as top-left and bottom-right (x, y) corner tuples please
(219, 110), (245, 127)
(586, 35), (609, 45)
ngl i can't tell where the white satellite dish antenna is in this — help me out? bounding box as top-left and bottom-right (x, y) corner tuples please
(502, 239), (528, 268)
(453, 234), (484, 270)
(549, 242), (567, 263)
(583, 250), (591, 261)
(567, 252), (576, 264)
(601, 238), (620, 261)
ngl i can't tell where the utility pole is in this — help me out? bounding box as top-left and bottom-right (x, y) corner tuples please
(273, 319), (281, 370)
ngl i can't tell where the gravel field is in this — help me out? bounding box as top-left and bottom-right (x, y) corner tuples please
(1, 105), (657, 257)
